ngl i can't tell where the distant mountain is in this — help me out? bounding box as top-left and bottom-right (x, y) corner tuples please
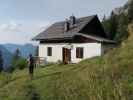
(0, 45), (13, 69)
(3, 43), (37, 58)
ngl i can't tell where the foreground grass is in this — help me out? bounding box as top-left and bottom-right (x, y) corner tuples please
(0, 25), (133, 100)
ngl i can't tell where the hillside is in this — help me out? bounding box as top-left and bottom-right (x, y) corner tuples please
(0, 24), (133, 100)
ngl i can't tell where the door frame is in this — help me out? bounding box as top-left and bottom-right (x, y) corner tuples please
(62, 48), (71, 64)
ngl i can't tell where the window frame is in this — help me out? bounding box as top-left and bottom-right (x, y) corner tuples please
(76, 47), (84, 58)
(47, 47), (52, 56)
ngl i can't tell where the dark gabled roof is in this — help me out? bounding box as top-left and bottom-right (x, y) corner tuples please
(33, 15), (96, 40)
(33, 15), (115, 43)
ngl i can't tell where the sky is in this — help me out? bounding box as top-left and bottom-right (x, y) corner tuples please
(0, 0), (128, 45)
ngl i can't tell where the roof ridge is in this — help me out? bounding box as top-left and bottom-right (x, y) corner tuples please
(77, 14), (97, 20)
(54, 14), (97, 24)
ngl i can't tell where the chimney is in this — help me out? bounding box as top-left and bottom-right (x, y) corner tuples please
(70, 15), (76, 26)
(64, 19), (70, 32)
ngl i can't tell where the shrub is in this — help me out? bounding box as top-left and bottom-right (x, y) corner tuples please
(16, 58), (28, 70)
(12, 58), (28, 70)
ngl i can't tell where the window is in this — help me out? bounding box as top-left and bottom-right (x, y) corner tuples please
(47, 47), (52, 56)
(76, 47), (83, 58)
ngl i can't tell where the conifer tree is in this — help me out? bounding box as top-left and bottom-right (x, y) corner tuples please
(11, 48), (21, 71)
(109, 11), (118, 40)
(128, 0), (133, 22)
(102, 15), (112, 38)
(13, 48), (21, 60)
(115, 13), (129, 42)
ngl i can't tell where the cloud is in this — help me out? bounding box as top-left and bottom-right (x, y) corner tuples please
(0, 21), (22, 32)
(0, 32), (30, 44)
(0, 20), (50, 44)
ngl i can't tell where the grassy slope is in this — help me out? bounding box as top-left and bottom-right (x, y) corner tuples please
(0, 25), (133, 100)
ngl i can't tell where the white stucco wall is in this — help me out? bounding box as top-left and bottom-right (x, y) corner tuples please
(39, 43), (102, 63)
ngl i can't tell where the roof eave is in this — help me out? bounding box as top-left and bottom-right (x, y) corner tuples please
(76, 33), (116, 43)
(32, 37), (73, 41)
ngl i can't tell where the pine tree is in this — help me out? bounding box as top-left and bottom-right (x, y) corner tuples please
(0, 50), (3, 72)
(102, 15), (112, 38)
(11, 48), (21, 71)
(102, 15), (106, 22)
(109, 11), (118, 40)
(13, 48), (21, 60)
(115, 13), (129, 42)
(128, 0), (133, 22)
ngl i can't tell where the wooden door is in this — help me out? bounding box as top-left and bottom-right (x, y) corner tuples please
(62, 48), (71, 64)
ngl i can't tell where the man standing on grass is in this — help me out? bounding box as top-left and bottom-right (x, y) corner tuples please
(28, 54), (34, 79)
